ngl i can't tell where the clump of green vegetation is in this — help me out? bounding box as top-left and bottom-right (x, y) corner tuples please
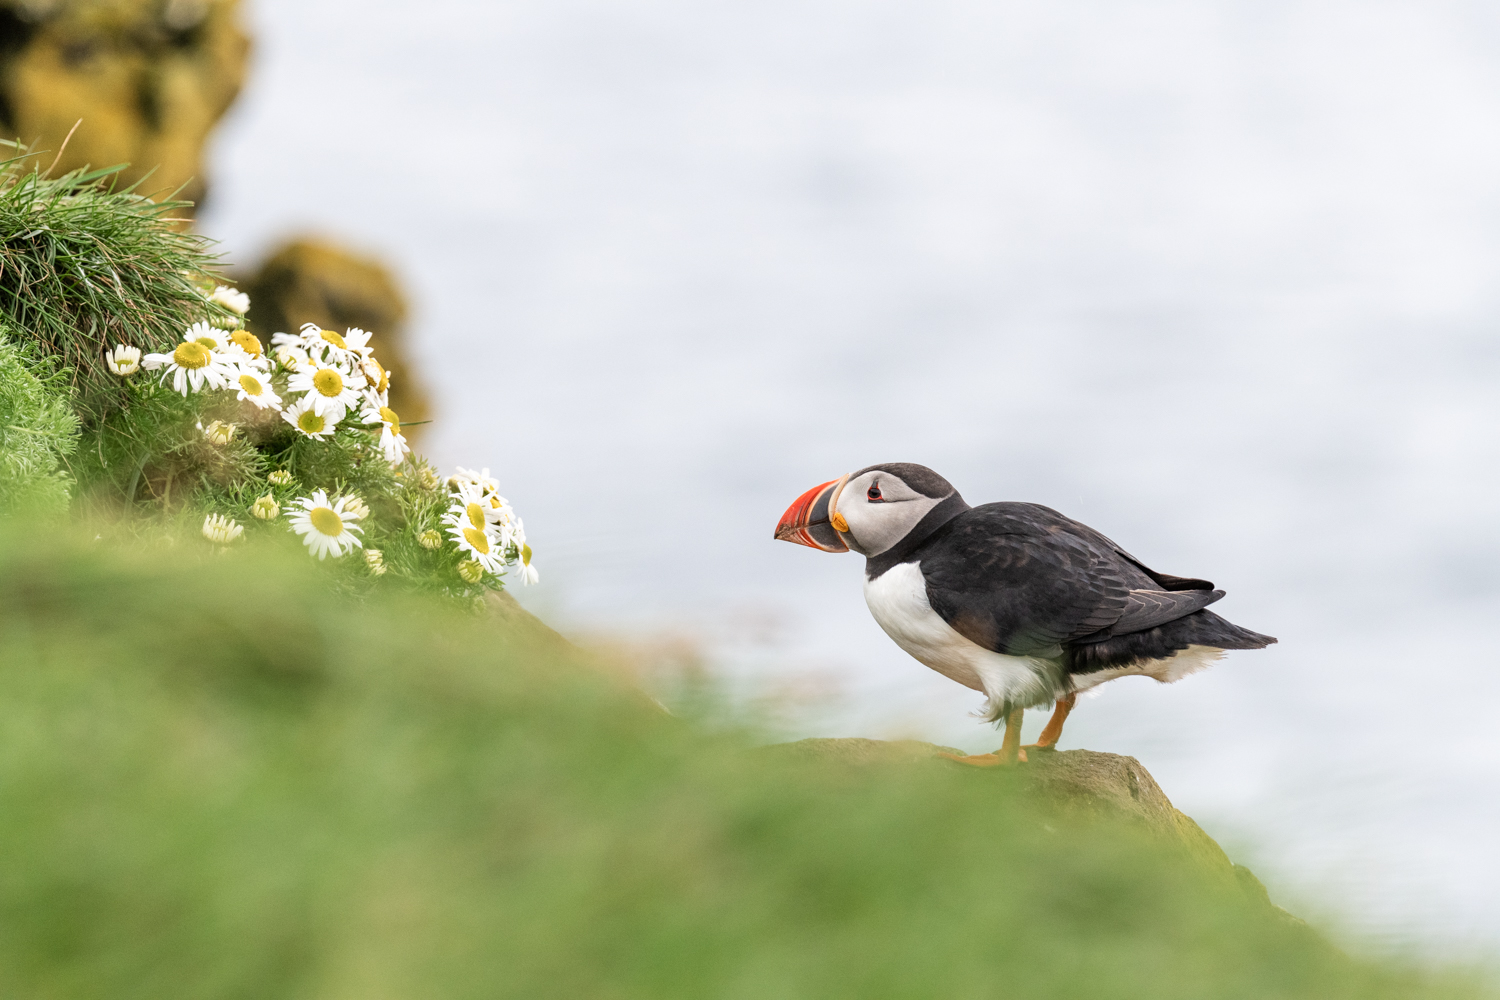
(0, 149), (536, 599)
(0, 332), (78, 515)
(0, 526), (1485, 1000)
(0, 153), (235, 424)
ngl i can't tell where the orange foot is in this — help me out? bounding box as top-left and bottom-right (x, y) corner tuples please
(936, 749), (1028, 766)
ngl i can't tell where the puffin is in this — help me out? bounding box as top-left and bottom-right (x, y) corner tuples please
(774, 463), (1275, 765)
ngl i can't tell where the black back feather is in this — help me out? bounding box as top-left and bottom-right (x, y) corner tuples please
(905, 501), (1276, 676)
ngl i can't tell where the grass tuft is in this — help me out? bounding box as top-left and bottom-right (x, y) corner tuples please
(0, 151), (236, 425)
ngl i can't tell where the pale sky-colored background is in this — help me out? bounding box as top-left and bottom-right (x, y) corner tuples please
(198, 0), (1500, 956)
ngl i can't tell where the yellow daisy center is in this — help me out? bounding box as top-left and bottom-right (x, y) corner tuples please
(379, 406), (400, 435)
(320, 329), (348, 350)
(173, 341), (210, 369)
(297, 409), (326, 434)
(466, 503), (486, 530)
(309, 507), (344, 536)
(238, 373), (263, 394)
(522, 544), (532, 566)
(463, 527), (491, 554)
(229, 330), (262, 355)
(194, 336), (220, 350)
(313, 368), (344, 397)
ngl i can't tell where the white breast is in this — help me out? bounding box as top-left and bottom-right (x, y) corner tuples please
(862, 561), (1067, 717)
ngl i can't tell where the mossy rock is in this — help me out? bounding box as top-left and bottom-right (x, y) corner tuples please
(0, 0), (249, 214)
(765, 738), (1302, 926)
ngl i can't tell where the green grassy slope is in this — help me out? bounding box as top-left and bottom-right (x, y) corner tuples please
(0, 526), (1484, 1000)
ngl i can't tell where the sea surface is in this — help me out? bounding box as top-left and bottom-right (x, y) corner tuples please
(199, 0), (1500, 956)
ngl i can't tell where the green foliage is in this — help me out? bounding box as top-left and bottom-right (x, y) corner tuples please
(0, 529), (1485, 1000)
(0, 150), (525, 598)
(0, 332), (78, 515)
(0, 151), (237, 425)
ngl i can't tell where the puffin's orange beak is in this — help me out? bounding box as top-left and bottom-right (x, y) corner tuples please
(774, 477), (850, 552)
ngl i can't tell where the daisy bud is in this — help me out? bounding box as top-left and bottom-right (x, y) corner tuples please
(364, 548), (387, 575)
(202, 420), (237, 447)
(251, 494), (280, 520)
(417, 467), (440, 491)
(105, 344), (141, 375)
(457, 559), (484, 584)
(418, 529), (443, 550)
(343, 496), (370, 520)
(268, 470), (293, 485)
(202, 513), (243, 545)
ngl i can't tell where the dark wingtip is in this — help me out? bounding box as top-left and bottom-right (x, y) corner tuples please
(1236, 629), (1278, 648)
(1154, 572), (1215, 591)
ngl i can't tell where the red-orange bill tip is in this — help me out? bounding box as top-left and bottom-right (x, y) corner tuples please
(774, 478), (849, 552)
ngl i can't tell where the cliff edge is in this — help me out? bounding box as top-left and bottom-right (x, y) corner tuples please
(766, 738), (1296, 925)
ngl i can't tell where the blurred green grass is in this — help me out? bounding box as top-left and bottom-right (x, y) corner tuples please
(0, 524), (1486, 999)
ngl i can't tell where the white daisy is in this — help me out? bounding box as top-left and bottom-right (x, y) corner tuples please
(209, 285), (250, 315)
(270, 332), (311, 370)
(201, 513), (243, 545)
(340, 327), (374, 356)
(282, 394), (338, 439)
(287, 490), (364, 559)
(226, 328), (265, 359)
(105, 344), (141, 375)
(301, 323), (365, 365)
(141, 326), (239, 395)
(442, 503), (505, 575)
(515, 544), (539, 585)
(286, 359), (364, 418)
(359, 387), (389, 417)
(275, 347), (309, 372)
(182, 320), (230, 353)
(232, 364), (282, 410)
(451, 466), (502, 494)
(483, 490), (515, 525)
(359, 355), (389, 394)
(361, 401), (409, 464)
(445, 482), (504, 529)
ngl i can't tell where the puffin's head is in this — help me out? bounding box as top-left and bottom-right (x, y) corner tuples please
(774, 463), (961, 557)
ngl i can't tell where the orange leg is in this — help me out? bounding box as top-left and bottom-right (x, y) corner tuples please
(1023, 693), (1076, 752)
(938, 707), (1028, 766)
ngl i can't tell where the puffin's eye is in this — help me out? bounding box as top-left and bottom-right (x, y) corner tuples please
(867, 484), (883, 502)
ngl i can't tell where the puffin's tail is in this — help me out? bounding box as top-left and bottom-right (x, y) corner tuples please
(1179, 609), (1277, 650)
(1067, 609), (1275, 674)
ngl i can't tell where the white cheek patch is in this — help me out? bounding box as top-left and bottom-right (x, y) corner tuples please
(837, 471), (942, 557)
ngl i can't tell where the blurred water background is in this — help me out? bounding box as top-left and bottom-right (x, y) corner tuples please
(197, 0), (1500, 957)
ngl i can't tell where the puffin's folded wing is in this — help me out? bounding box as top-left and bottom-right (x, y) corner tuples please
(1103, 588), (1225, 638)
(920, 507), (1133, 656)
